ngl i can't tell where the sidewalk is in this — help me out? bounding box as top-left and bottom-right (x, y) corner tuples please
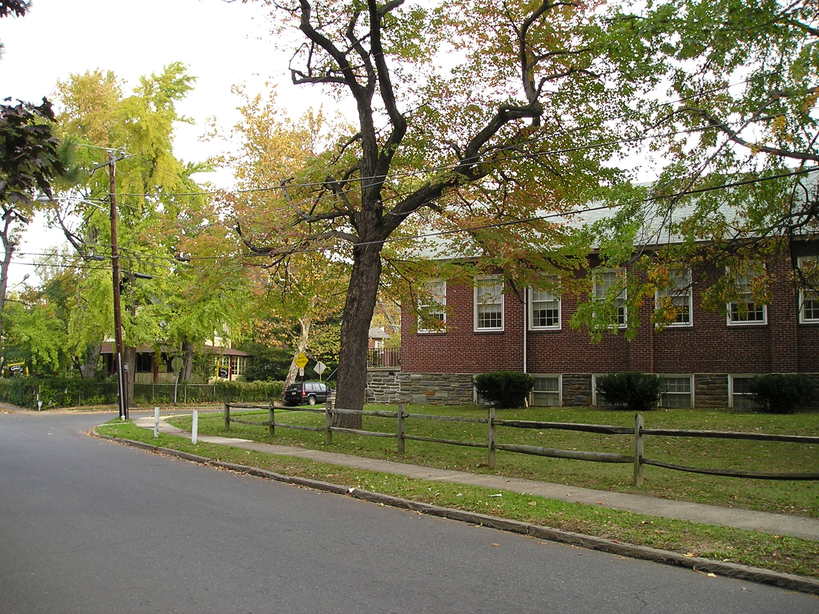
(134, 414), (819, 541)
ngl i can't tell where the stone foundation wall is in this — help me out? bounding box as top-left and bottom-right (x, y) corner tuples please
(366, 370), (475, 405)
(694, 374), (729, 408)
(562, 374), (593, 407)
(369, 370), (819, 409)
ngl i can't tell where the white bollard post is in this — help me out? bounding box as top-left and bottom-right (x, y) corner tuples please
(191, 409), (199, 445)
(153, 407), (160, 438)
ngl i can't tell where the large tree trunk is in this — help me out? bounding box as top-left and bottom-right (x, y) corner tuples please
(79, 344), (100, 379)
(284, 317), (311, 388)
(181, 340), (194, 382)
(333, 243), (382, 427)
(0, 220), (14, 319)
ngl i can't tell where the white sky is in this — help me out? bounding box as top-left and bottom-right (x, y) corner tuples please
(1, 0), (324, 286)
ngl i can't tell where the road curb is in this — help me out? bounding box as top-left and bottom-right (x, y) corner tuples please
(93, 431), (819, 596)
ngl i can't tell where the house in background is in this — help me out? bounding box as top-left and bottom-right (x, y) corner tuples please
(100, 343), (251, 384)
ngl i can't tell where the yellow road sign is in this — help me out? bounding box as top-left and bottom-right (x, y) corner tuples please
(294, 352), (308, 369)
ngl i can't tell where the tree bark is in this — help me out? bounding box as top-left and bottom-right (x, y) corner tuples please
(79, 344), (99, 379)
(181, 340), (194, 382)
(333, 243), (382, 426)
(0, 216), (15, 319)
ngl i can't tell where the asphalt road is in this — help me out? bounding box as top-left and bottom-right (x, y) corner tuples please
(0, 412), (815, 614)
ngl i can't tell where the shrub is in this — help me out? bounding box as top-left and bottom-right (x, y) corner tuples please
(0, 377), (116, 409)
(749, 374), (815, 414)
(0, 377), (284, 409)
(474, 372), (533, 408)
(596, 372), (660, 411)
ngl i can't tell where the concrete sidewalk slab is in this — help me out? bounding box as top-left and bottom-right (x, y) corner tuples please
(135, 415), (819, 541)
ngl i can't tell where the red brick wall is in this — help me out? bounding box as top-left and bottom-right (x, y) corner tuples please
(401, 248), (819, 375)
(401, 281), (524, 373)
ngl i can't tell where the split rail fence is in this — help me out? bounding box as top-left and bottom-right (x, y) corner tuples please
(223, 402), (819, 486)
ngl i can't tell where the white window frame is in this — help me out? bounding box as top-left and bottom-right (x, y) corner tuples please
(474, 276), (504, 332)
(418, 280), (447, 334)
(529, 374), (562, 406)
(655, 268), (693, 327)
(657, 374), (694, 409)
(797, 256), (819, 324)
(726, 263), (767, 326)
(728, 374), (760, 410)
(528, 286), (561, 330)
(593, 268), (627, 329)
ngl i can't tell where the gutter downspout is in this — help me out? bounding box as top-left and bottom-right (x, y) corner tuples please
(523, 288), (528, 374)
(523, 289), (529, 407)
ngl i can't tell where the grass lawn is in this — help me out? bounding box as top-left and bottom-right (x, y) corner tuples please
(96, 420), (819, 579)
(166, 404), (819, 519)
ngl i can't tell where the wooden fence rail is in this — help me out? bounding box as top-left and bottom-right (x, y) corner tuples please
(222, 402), (819, 485)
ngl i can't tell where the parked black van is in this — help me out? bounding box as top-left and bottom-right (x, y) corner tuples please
(283, 381), (330, 406)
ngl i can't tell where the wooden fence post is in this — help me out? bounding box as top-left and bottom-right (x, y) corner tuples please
(224, 403), (230, 431)
(396, 403), (406, 456)
(324, 395), (334, 445)
(269, 404), (275, 438)
(488, 405), (496, 469)
(633, 412), (644, 487)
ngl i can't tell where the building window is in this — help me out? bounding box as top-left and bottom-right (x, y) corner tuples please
(531, 375), (561, 406)
(729, 375), (760, 410)
(655, 268), (692, 327)
(529, 286), (561, 330)
(230, 355), (245, 377)
(136, 353), (153, 373)
(658, 375), (693, 408)
(593, 268), (627, 328)
(474, 276), (504, 331)
(418, 280), (446, 333)
(727, 263), (767, 325)
(798, 256), (819, 324)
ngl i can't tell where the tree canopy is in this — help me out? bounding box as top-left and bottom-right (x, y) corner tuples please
(222, 0), (817, 415)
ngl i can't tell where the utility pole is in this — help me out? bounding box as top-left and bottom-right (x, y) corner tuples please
(108, 150), (128, 420)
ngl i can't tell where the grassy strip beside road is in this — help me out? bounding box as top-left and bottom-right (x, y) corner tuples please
(96, 421), (819, 579)
(169, 405), (819, 518)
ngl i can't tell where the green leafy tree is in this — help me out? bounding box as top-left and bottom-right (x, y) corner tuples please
(585, 0), (819, 325)
(231, 0), (667, 421)
(215, 85), (348, 388)
(54, 64), (250, 396)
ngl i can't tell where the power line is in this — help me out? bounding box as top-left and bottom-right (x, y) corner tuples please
(351, 166), (819, 249)
(103, 79), (812, 201)
(24, 165), (814, 266)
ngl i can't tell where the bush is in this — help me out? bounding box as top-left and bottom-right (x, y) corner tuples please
(596, 372), (660, 411)
(749, 374), (815, 414)
(0, 377), (284, 409)
(474, 372), (533, 408)
(0, 377), (116, 409)
(132, 380), (284, 404)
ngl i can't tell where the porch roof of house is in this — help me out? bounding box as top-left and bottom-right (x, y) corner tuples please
(99, 343), (250, 357)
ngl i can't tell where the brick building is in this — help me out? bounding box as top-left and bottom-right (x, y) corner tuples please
(368, 239), (819, 408)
